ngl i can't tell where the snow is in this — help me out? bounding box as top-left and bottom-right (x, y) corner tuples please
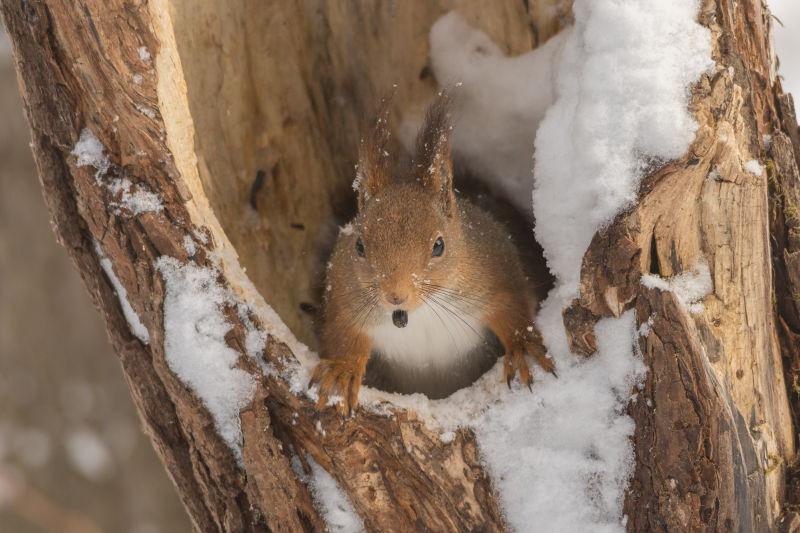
(479, 312), (644, 531)
(71, 128), (111, 180)
(307, 458), (364, 533)
(352, 165), (365, 196)
(237, 303), (268, 361)
(744, 159), (764, 176)
(404, 13), (564, 216)
(72, 128), (163, 214)
(64, 428), (113, 481)
(95, 241), (150, 343)
(183, 235), (197, 257)
(642, 261), (712, 315)
(439, 430), (456, 443)
(135, 103), (157, 119)
(138, 46), (151, 62)
(532, 1), (713, 292)
(156, 257), (256, 461)
(115, 184), (164, 215)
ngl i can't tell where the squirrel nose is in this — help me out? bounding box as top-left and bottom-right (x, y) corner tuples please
(386, 292), (408, 305)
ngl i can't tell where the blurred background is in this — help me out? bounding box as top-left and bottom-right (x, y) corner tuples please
(0, 23), (188, 533)
(0, 2), (798, 532)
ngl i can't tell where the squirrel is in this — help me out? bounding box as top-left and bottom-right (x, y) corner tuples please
(310, 95), (555, 414)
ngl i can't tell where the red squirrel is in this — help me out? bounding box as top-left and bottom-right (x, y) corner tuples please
(311, 96), (554, 414)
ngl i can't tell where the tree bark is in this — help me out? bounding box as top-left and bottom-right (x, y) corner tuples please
(1, 0), (798, 531)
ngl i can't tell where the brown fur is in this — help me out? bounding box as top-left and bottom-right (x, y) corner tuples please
(311, 97), (553, 415)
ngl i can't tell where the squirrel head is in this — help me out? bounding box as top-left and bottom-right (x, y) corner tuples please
(348, 96), (462, 314)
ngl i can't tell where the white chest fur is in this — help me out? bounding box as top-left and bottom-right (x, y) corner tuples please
(367, 298), (486, 371)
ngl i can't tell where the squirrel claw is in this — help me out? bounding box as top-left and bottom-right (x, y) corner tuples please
(504, 350), (533, 390)
(525, 334), (557, 377)
(310, 358), (362, 417)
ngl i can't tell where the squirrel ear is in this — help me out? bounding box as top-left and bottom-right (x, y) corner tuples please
(355, 101), (392, 210)
(414, 94), (456, 217)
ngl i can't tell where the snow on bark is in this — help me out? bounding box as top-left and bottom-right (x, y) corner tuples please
(641, 261), (713, 315)
(156, 257), (256, 461)
(306, 458), (365, 533)
(94, 242), (150, 343)
(71, 128), (111, 180)
(71, 128), (163, 214)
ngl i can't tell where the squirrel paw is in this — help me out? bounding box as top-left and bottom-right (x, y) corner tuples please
(504, 350), (533, 390)
(525, 336), (558, 378)
(309, 358), (362, 416)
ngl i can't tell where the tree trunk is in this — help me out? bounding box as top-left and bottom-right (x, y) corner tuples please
(1, 0), (798, 531)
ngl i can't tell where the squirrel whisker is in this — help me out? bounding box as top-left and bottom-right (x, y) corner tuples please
(422, 292), (485, 342)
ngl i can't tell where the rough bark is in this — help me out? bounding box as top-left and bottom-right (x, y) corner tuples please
(1, 0), (798, 532)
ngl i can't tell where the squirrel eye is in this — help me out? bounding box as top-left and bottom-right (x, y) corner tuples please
(432, 236), (445, 257)
(355, 237), (365, 257)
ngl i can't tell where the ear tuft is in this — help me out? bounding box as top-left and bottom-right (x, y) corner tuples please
(354, 97), (393, 210)
(413, 92), (456, 216)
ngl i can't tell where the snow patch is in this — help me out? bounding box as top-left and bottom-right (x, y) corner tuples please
(528, 5), (711, 524)
(135, 103), (157, 119)
(95, 241), (150, 343)
(478, 311), (644, 531)
(352, 165), (365, 196)
(72, 128), (163, 214)
(113, 181), (164, 215)
(424, 12), (564, 216)
(237, 303), (268, 362)
(642, 261), (712, 314)
(439, 430), (456, 443)
(138, 46), (151, 62)
(156, 257), (256, 460)
(638, 316), (654, 338)
(744, 159), (763, 176)
(183, 235), (197, 257)
(71, 128), (111, 180)
(307, 458), (364, 533)
(533, 1), (713, 291)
